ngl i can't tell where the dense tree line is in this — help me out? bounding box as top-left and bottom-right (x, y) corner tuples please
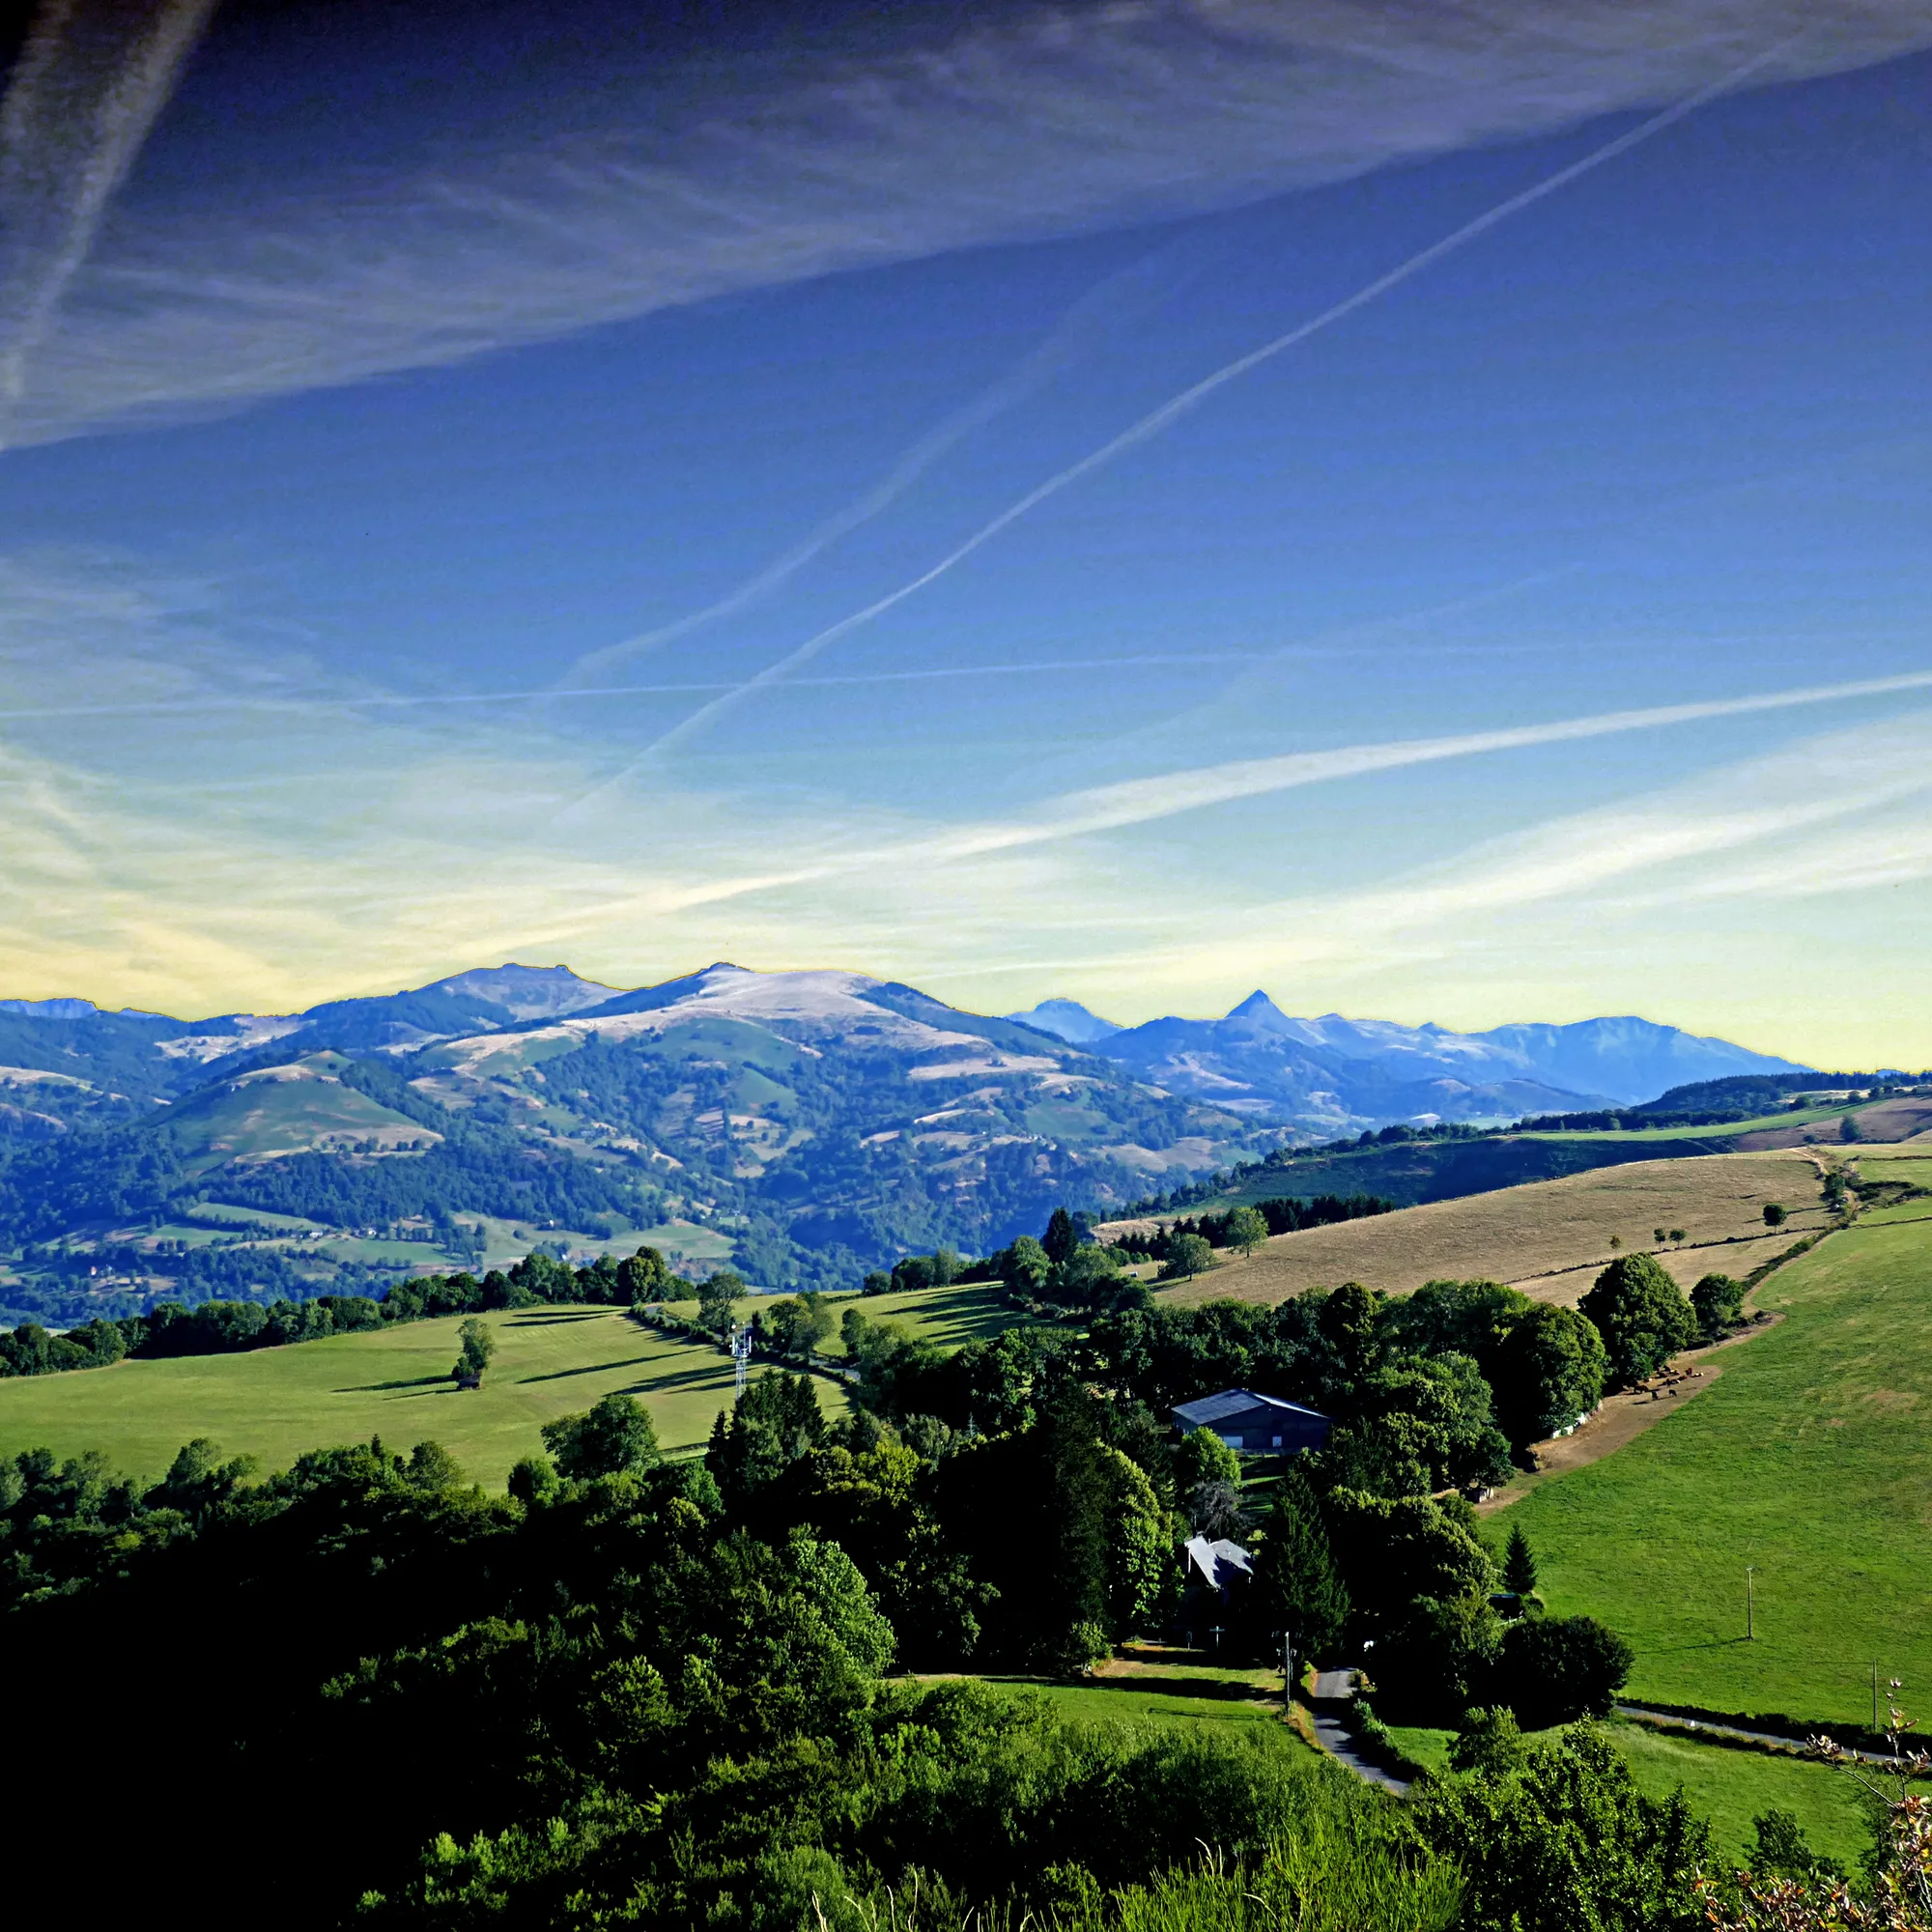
(6, 1362), (1896, 1928)
(0, 1199), (1898, 1928)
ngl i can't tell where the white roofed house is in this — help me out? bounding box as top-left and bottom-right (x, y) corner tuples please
(1172, 1388), (1331, 1456)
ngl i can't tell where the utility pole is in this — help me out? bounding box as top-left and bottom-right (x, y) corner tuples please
(1282, 1630), (1295, 1708)
(1746, 1564), (1756, 1640)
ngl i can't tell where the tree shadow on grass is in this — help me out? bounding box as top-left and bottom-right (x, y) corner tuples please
(1075, 1674), (1272, 1704)
(507, 1310), (613, 1326)
(336, 1373), (458, 1393)
(516, 1354), (661, 1385)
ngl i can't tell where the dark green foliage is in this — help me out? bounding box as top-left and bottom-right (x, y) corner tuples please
(1502, 1522), (1538, 1598)
(1158, 1230), (1215, 1279)
(1042, 1206), (1081, 1264)
(1329, 1353), (1514, 1495)
(1748, 1807), (1844, 1883)
(1247, 1463), (1350, 1659)
(1175, 1426), (1242, 1489)
(618, 1244), (675, 1301)
(707, 1372), (827, 1517)
(1413, 1721), (1710, 1932)
(1763, 1203), (1788, 1228)
(696, 1267), (745, 1333)
(1691, 1271), (1747, 1342)
(1376, 1592), (1504, 1723)
(1495, 1614), (1634, 1727)
(540, 1391), (661, 1480)
(1489, 1302), (1606, 1445)
(1321, 1489), (1494, 1640)
(454, 1317), (494, 1382)
(1578, 1253), (1698, 1387)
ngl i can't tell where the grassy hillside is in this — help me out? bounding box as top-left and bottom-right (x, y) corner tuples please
(157, 1055), (437, 1169)
(0, 1277), (1019, 1489)
(1499, 1212), (1932, 1727)
(1155, 1151), (1828, 1307)
(0, 1305), (803, 1487)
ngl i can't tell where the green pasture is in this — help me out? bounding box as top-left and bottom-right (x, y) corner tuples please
(971, 1664), (1301, 1737)
(1384, 1720), (1870, 1868)
(658, 1279), (1022, 1356)
(185, 1202), (323, 1231)
(471, 1214), (736, 1272)
(0, 1306), (823, 1489)
(1503, 1215), (1932, 1728)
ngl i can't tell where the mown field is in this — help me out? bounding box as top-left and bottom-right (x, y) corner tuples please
(657, 1280), (1020, 1355)
(1155, 1151), (1828, 1307)
(0, 1305), (789, 1488)
(1500, 1213), (1932, 1728)
(968, 1656), (1300, 1738)
(0, 1278), (1022, 1490)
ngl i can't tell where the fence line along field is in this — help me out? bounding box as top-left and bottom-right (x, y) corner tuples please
(1151, 1151), (1828, 1307)
(1498, 1212), (1932, 1727)
(0, 1306), (798, 1490)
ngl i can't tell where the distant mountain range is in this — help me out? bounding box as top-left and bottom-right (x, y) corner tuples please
(0, 961), (1807, 1319)
(1008, 992), (1804, 1122)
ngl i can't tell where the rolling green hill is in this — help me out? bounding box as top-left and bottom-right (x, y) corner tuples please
(1498, 1211), (1932, 1727)
(0, 1305), (766, 1486)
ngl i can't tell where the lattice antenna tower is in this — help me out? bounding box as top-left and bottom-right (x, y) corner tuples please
(731, 1323), (753, 1397)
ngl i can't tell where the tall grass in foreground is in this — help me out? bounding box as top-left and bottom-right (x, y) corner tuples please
(817, 1822), (1462, 1931)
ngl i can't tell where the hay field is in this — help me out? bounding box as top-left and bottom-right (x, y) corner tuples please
(0, 1306), (816, 1489)
(1154, 1151), (1828, 1309)
(1733, 1094), (1932, 1151)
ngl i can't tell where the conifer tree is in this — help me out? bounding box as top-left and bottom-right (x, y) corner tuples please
(1503, 1521), (1538, 1598)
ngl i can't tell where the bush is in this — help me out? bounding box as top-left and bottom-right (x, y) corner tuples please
(1494, 1613), (1633, 1727)
(1690, 1272), (1747, 1343)
(1577, 1254), (1696, 1387)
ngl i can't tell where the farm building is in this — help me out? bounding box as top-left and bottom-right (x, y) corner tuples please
(1173, 1388), (1331, 1455)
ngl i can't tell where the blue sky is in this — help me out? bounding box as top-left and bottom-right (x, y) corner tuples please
(1, 1), (1929, 1065)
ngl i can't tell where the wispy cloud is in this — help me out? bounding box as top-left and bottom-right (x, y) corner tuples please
(622, 35), (1806, 767)
(0, 0), (218, 442)
(1099, 709), (1932, 991)
(554, 669), (1932, 923)
(8, 2), (1931, 448)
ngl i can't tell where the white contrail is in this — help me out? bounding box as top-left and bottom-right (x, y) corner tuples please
(0, 650), (1280, 724)
(557, 668), (1932, 923)
(611, 33), (1803, 771)
(0, 0), (217, 436)
(554, 246), (1184, 693)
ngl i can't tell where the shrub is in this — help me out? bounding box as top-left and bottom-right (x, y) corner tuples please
(1494, 1613), (1633, 1727)
(1577, 1253), (1696, 1387)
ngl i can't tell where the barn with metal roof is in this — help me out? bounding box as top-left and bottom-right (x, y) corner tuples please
(1172, 1388), (1331, 1455)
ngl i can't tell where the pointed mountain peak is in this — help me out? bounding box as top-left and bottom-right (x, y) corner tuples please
(1226, 989), (1287, 1021)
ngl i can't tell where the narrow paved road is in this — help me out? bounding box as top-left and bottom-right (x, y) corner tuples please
(1617, 1702), (1903, 1768)
(1309, 1668), (1411, 1795)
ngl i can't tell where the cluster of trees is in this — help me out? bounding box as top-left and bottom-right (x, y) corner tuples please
(11, 1376), (1904, 1930)
(1110, 1193), (1395, 1266)
(0, 1244), (692, 1381)
(0, 1292), (387, 1378)
(0, 1406), (1690, 1932)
